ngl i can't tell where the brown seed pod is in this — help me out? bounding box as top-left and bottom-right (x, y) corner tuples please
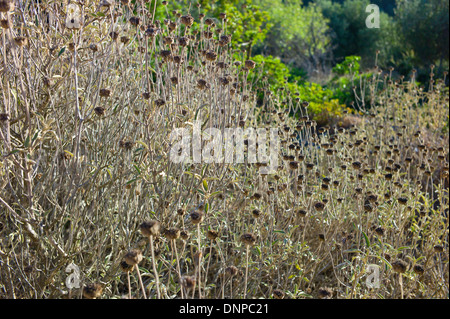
(120, 36), (130, 45)
(364, 202), (373, 212)
(82, 283), (103, 299)
(140, 220), (160, 238)
(397, 197), (408, 205)
(296, 209), (307, 217)
(119, 139), (134, 151)
(375, 226), (385, 237)
(120, 260), (134, 273)
(197, 79), (209, 90)
(314, 201), (326, 212)
(225, 265), (239, 277)
(180, 230), (190, 241)
(0, 113), (9, 121)
(170, 76), (178, 85)
(219, 34), (231, 46)
(413, 264), (425, 275)
(168, 21), (177, 32)
(288, 161), (299, 170)
(160, 49), (172, 61)
(100, 0), (113, 7)
(204, 18), (215, 26)
(433, 245), (444, 253)
(181, 276), (196, 291)
(205, 50), (217, 62)
(163, 36), (174, 45)
(173, 55), (184, 64)
(14, 36), (28, 47)
(124, 248), (143, 266)
(242, 60), (256, 71)
(273, 289), (285, 299)
(207, 229), (219, 241)
(165, 228), (181, 240)
(180, 15), (194, 27)
(391, 259), (408, 273)
(252, 209), (261, 218)
(93, 106), (106, 116)
(129, 16), (140, 26)
(99, 88), (111, 98)
(178, 36), (189, 47)
(352, 161), (362, 170)
(155, 98), (166, 107)
(317, 287), (333, 299)
(0, 0), (14, 12)
(0, 19), (11, 29)
(190, 211), (204, 224)
(240, 233), (257, 246)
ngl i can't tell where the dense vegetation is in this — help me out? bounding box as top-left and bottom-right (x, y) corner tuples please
(0, 0), (448, 299)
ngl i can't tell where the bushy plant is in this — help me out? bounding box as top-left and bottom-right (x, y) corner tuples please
(0, 0), (448, 301)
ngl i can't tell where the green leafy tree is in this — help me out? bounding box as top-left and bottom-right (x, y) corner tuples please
(254, 0), (332, 75)
(198, 0), (272, 56)
(316, 0), (402, 68)
(395, 0), (449, 73)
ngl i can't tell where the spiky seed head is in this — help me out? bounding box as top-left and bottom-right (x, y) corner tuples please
(180, 15), (194, 27)
(314, 201), (325, 212)
(14, 36), (28, 47)
(124, 249), (143, 266)
(391, 259), (408, 273)
(165, 228), (181, 240)
(120, 260), (134, 272)
(0, 19), (11, 28)
(318, 287), (333, 299)
(433, 245), (444, 253)
(94, 106), (105, 116)
(273, 289), (285, 299)
(205, 50), (217, 62)
(352, 161), (362, 170)
(374, 227), (385, 237)
(252, 209), (261, 218)
(155, 98), (165, 107)
(204, 18), (215, 26)
(140, 220), (160, 237)
(225, 265), (239, 276)
(129, 16), (140, 26)
(190, 211), (204, 224)
(0, 113), (9, 121)
(0, 0), (14, 13)
(413, 264), (425, 275)
(83, 283), (103, 299)
(240, 233), (257, 246)
(207, 229), (219, 241)
(181, 276), (196, 291)
(180, 230), (190, 241)
(99, 88), (111, 97)
(244, 60), (256, 70)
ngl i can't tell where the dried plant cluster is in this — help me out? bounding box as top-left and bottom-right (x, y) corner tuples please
(0, 1), (448, 299)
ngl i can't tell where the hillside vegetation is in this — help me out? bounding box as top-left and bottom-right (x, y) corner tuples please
(0, 0), (448, 299)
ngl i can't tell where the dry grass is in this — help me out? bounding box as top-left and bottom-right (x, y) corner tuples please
(0, 0), (448, 299)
